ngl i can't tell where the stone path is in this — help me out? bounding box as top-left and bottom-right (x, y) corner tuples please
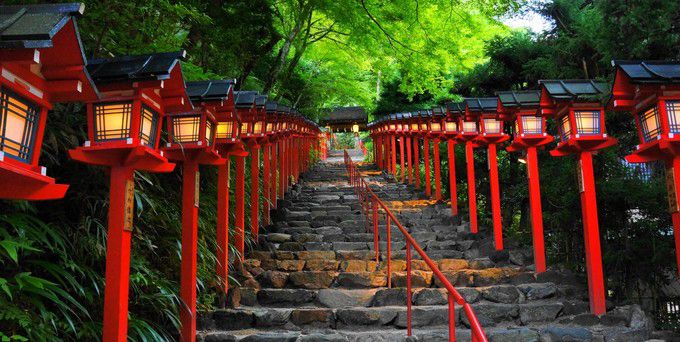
(197, 150), (652, 342)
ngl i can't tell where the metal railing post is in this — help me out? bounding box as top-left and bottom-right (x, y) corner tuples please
(406, 241), (412, 337)
(386, 214), (391, 288)
(372, 198), (379, 264)
(448, 293), (456, 342)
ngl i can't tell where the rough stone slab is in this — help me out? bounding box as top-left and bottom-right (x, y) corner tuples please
(335, 307), (399, 326)
(256, 289), (317, 306)
(288, 271), (336, 289)
(336, 272), (387, 288)
(318, 289), (377, 308)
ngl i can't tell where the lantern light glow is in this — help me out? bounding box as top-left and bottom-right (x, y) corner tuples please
(0, 89), (40, 163)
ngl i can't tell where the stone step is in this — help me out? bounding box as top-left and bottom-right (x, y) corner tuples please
(229, 282), (577, 308)
(199, 302), (643, 333)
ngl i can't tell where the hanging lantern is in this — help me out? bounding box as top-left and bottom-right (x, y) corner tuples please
(0, 3), (99, 200)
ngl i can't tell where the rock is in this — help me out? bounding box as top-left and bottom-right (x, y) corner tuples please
(569, 313), (600, 326)
(290, 308), (334, 327)
(318, 289), (377, 308)
(253, 308), (292, 327)
(288, 271), (336, 289)
(463, 303), (519, 326)
(457, 287), (481, 303)
(480, 285), (522, 304)
(469, 258), (495, 269)
(257, 289), (316, 306)
(519, 302), (563, 324)
(305, 259), (340, 271)
(293, 233), (323, 243)
(336, 250), (373, 260)
(238, 287), (258, 306)
(298, 251), (336, 260)
(605, 327), (651, 342)
(391, 270), (433, 287)
(395, 306), (450, 328)
(473, 268), (512, 286)
(277, 260), (305, 272)
(212, 309), (254, 330)
(340, 260), (368, 272)
(336, 272), (387, 288)
(241, 332), (299, 342)
(274, 251), (295, 260)
(267, 233), (292, 243)
(517, 282), (557, 300)
(380, 260), (407, 272)
(413, 288), (447, 305)
(439, 259), (469, 272)
(279, 242), (304, 251)
(203, 332), (237, 342)
(371, 288), (408, 306)
(336, 307), (398, 326)
(298, 333), (348, 342)
(256, 270), (288, 288)
(489, 328), (539, 342)
(540, 326), (592, 342)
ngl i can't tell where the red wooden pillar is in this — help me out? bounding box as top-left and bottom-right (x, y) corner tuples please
(102, 166), (135, 342)
(424, 138), (431, 197)
(406, 136), (413, 184)
(391, 135), (397, 177)
(433, 139), (442, 200)
(413, 137), (420, 189)
(234, 155), (246, 261)
(526, 147), (546, 273)
(271, 142), (278, 209)
(579, 151), (606, 315)
(216, 159), (230, 293)
(379, 136), (384, 169)
(399, 137), (406, 182)
(385, 136), (391, 172)
(250, 145), (260, 240)
(279, 140), (285, 198)
(465, 141), (478, 233)
(179, 161), (199, 342)
(263, 144), (271, 225)
(487, 144), (503, 250)
(670, 157), (680, 277)
(447, 139), (458, 216)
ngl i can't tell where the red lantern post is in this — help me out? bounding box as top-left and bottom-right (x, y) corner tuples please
(69, 51), (189, 341)
(404, 113), (413, 184)
(444, 103), (462, 216)
(539, 79), (615, 315)
(449, 101), (480, 233)
(430, 107), (446, 201)
(185, 79), (244, 294)
(497, 90), (552, 272)
(465, 98), (510, 250)
(610, 61), (680, 276)
(0, 3), (98, 200)
(163, 108), (222, 342)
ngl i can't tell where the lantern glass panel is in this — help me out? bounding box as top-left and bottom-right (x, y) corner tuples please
(666, 101), (680, 134)
(216, 122), (233, 139)
(445, 121), (457, 132)
(139, 105), (159, 147)
(483, 118), (501, 134)
(521, 116), (543, 135)
(172, 115), (201, 143)
(0, 88), (39, 163)
(574, 110), (601, 135)
(640, 106), (661, 142)
(411, 123), (418, 131)
(94, 102), (133, 142)
(241, 122), (250, 134)
(462, 121), (477, 133)
(420, 123), (427, 130)
(205, 120), (214, 146)
(390, 124), (396, 131)
(431, 122), (441, 132)
(254, 121), (264, 134)
(266, 122), (273, 133)
(352, 124), (360, 133)
(559, 115), (571, 141)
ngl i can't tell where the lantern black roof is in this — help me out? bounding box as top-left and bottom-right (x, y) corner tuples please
(278, 105), (290, 114)
(254, 95), (268, 108)
(612, 60), (680, 84)
(432, 106), (446, 117)
(233, 91), (258, 109)
(446, 101), (466, 114)
(87, 50), (186, 84)
(496, 90), (541, 108)
(539, 80), (609, 101)
(265, 101), (278, 113)
(465, 97), (498, 112)
(185, 79), (236, 103)
(0, 2), (84, 49)
(319, 106), (367, 125)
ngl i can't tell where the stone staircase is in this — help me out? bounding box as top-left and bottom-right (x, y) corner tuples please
(197, 150), (652, 342)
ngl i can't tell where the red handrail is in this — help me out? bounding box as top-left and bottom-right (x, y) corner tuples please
(344, 150), (488, 342)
